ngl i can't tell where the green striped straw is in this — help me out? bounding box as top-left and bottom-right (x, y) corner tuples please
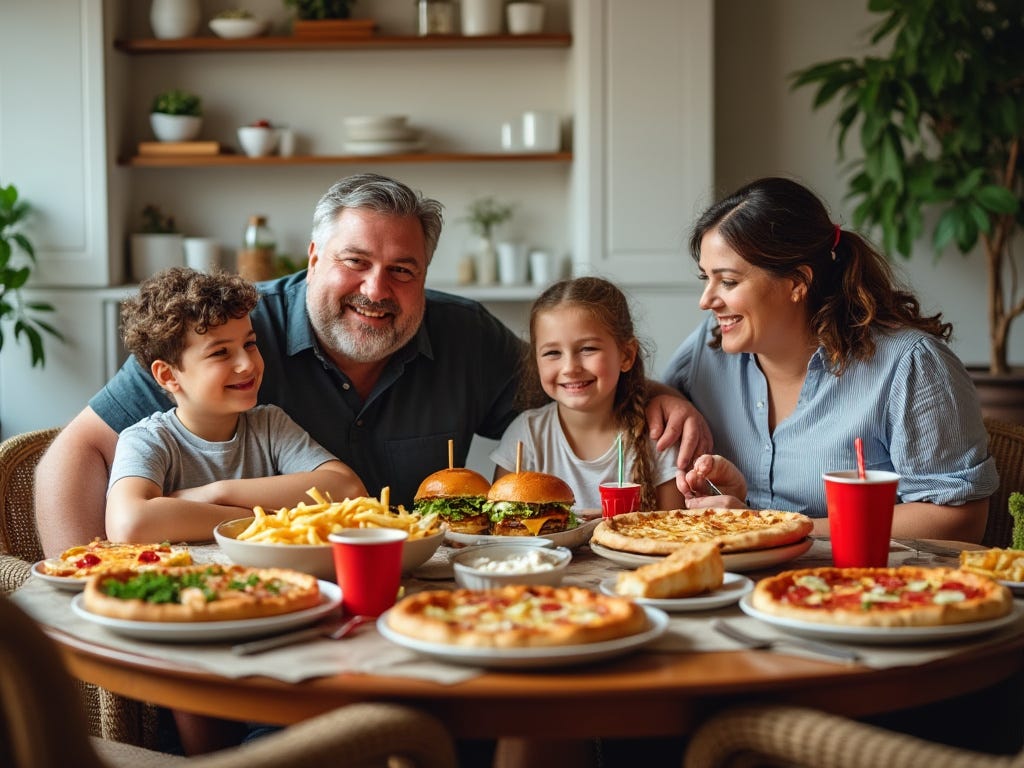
(617, 433), (624, 486)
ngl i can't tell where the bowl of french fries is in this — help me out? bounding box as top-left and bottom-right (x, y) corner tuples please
(214, 489), (443, 580)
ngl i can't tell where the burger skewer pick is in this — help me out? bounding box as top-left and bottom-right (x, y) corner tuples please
(448, 438), (454, 471)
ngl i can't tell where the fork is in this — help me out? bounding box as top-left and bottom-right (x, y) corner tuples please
(712, 620), (862, 662)
(232, 614), (374, 656)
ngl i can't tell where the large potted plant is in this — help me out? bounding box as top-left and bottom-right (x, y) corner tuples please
(791, 1), (1023, 393)
(0, 182), (62, 368)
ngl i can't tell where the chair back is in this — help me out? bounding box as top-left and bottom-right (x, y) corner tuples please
(983, 417), (1024, 548)
(0, 427), (60, 562)
(0, 595), (106, 768)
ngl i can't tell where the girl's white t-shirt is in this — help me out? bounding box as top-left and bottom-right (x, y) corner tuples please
(489, 402), (679, 510)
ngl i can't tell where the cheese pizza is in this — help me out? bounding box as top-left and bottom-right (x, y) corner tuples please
(82, 564), (321, 623)
(41, 538), (192, 579)
(591, 509), (812, 555)
(385, 585), (648, 648)
(750, 566), (1012, 627)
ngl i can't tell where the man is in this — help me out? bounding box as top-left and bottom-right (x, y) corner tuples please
(36, 173), (711, 556)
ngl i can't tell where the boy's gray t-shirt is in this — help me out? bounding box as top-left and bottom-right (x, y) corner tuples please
(108, 404), (337, 494)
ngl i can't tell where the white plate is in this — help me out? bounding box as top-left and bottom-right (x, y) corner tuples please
(589, 537), (813, 573)
(598, 572), (754, 611)
(998, 579), (1024, 596)
(377, 605), (669, 668)
(32, 561), (88, 592)
(445, 517), (600, 550)
(342, 140), (424, 155)
(70, 581), (342, 642)
(738, 594), (1024, 645)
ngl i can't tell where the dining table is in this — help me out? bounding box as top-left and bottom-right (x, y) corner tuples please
(12, 536), (1024, 743)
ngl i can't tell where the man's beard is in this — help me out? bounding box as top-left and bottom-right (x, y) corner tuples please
(310, 293), (423, 364)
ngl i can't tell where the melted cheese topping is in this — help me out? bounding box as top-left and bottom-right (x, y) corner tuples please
(611, 510), (797, 543)
(424, 593), (608, 632)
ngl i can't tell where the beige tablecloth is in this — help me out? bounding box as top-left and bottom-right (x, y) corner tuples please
(13, 538), (1023, 685)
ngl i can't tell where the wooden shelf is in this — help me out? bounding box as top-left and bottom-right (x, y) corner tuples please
(114, 33), (572, 54)
(122, 151), (573, 168)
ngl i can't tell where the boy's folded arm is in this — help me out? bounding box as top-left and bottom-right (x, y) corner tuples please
(106, 476), (248, 543)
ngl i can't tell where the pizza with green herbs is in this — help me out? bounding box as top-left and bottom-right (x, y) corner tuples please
(82, 564), (321, 622)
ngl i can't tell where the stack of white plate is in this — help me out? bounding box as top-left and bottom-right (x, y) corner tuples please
(343, 115), (424, 155)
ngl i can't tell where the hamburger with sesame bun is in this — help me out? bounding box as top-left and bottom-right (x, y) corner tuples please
(484, 471), (576, 536)
(413, 468), (492, 535)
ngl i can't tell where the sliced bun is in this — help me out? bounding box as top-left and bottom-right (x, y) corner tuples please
(414, 468), (491, 501)
(615, 541), (724, 599)
(487, 471), (575, 505)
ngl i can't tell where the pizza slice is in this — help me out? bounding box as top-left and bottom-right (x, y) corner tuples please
(42, 538), (192, 579)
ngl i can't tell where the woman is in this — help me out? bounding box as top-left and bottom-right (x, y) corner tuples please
(667, 177), (996, 542)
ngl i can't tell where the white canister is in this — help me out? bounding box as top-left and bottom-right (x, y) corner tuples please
(522, 110), (560, 152)
(149, 0), (201, 40)
(507, 2), (545, 35)
(497, 242), (529, 285)
(183, 237), (221, 274)
(500, 121), (522, 151)
(277, 128), (296, 158)
(461, 0), (503, 36)
(130, 233), (185, 283)
(529, 250), (555, 286)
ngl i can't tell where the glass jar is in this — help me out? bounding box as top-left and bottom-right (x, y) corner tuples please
(417, 0), (456, 36)
(238, 215), (277, 282)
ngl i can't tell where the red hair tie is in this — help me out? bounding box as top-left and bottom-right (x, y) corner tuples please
(830, 224), (841, 261)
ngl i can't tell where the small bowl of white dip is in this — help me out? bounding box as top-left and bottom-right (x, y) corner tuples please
(452, 543), (572, 590)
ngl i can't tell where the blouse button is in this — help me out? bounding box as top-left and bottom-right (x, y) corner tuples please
(756, 401), (764, 408)
(342, 382), (351, 390)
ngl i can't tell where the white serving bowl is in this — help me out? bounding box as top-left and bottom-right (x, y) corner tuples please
(452, 543), (572, 590)
(214, 517), (443, 580)
(209, 17), (267, 39)
(237, 126), (279, 157)
(343, 115), (408, 132)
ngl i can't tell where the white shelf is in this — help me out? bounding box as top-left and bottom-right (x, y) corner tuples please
(428, 283), (543, 302)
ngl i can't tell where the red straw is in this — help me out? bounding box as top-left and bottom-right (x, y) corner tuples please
(854, 437), (866, 480)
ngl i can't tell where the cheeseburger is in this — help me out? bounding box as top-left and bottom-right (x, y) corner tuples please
(484, 471), (576, 536)
(413, 468), (492, 535)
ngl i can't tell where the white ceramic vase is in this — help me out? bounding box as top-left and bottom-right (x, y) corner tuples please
(149, 0), (201, 40)
(507, 2), (545, 35)
(476, 237), (498, 284)
(461, 0), (503, 36)
(130, 234), (185, 283)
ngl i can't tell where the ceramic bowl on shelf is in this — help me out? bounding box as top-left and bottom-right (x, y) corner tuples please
(209, 17), (268, 39)
(150, 113), (201, 142)
(237, 125), (279, 157)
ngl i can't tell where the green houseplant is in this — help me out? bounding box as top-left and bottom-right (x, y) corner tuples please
(0, 182), (62, 368)
(150, 89), (203, 142)
(791, 0), (1023, 375)
(283, 0), (356, 20)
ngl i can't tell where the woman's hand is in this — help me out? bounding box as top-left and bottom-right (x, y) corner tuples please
(678, 454), (748, 508)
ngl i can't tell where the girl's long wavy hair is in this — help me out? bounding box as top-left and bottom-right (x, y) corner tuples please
(690, 177), (951, 374)
(518, 277), (658, 510)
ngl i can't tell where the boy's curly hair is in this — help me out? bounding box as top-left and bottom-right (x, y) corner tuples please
(121, 267), (259, 371)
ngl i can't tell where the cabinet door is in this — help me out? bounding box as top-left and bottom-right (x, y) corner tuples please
(0, 0), (118, 287)
(572, 0), (713, 284)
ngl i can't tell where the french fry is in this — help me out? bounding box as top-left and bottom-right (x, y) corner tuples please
(234, 487), (441, 545)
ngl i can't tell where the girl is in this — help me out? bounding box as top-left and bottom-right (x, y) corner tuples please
(491, 277), (687, 512)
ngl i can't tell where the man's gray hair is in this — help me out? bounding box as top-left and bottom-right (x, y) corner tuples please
(311, 173), (444, 263)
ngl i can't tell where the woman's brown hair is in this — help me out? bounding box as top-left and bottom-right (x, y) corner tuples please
(519, 277), (659, 510)
(689, 177), (951, 374)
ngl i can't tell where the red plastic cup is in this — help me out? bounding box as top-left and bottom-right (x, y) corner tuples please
(822, 470), (900, 568)
(328, 528), (408, 617)
(599, 482), (642, 518)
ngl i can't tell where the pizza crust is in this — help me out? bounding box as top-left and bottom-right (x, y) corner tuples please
(592, 509), (813, 555)
(615, 541), (725, 598)
(386, 585), (648, 648)
(83, 565), (321, 623)
(751, 566), (1013, 627)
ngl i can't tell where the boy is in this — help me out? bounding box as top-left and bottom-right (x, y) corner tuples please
(106, 267), (367, 543)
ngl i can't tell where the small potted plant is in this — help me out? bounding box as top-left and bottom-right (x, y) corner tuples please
(464, 196), (514, 284)
(130, 204), (184, 283)
(0, 182), (62, 368)
(283, 0), (374, 39)
(150, 89), (202, 142)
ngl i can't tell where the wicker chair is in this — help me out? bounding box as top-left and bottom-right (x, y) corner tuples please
(0, 427), (168, 748)
(683, 704), (1024, 768)
(1, 595), (458, 768)
(982, 417), (1024, 548)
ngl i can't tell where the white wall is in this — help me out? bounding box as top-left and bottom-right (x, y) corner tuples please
(714, 0), (1024, 368)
